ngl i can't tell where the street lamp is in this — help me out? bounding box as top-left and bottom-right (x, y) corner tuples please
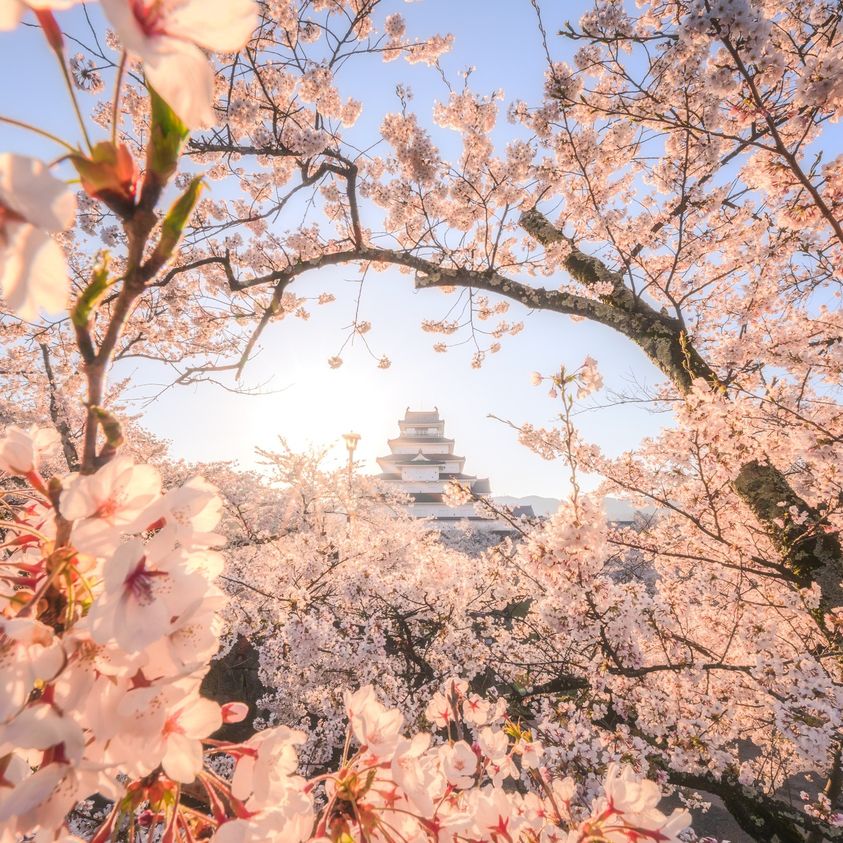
(342, 431), (361, 492)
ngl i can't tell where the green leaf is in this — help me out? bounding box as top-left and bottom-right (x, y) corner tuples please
(147, 86), (189, 181)
(72, 254), (115, 328)
(90, 406), (124, 450)
(154, 177), (204, 264)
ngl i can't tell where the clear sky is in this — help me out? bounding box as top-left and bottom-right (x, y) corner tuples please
(0, 1), (670, 498)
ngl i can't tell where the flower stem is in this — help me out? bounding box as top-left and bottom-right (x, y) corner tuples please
(0, 116), (78, 152)
(56, 51), (94, 152)
(111, 51), (128, 145)
(33, 9), (90, 149)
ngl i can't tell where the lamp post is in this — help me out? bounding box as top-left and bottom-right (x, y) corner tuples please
(342, 432), (360, 493)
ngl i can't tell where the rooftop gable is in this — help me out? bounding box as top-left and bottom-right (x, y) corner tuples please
(402, 407), (441, 423)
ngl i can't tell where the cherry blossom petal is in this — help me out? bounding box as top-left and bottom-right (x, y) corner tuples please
(1, 223), (69, 319)
(0, 1), (24, 30)
(0, 763), (65, 823)
(164, 0), (257, 53)
(0, 0), (80, 31)
(161, 730), (204, 783)
(142, 38), (216, 129)
(181, 697), (222, 739)
(96, 0), (148, 53)
(0, 153), (76, 232)
(0, 425), (59, 475)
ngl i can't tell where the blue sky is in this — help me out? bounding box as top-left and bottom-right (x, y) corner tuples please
(0, 1), (669, 497)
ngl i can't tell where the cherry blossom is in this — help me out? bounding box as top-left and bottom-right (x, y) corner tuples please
(579, 763), (692, 843)
(0, 618), (64, 721)
(345, 683), (404, 758)
(230, 725), (306, 810)
(138, 474), (225, 548)
(0, 154), (75, 320)
(84, 532), (212, 650)
(1, 2), (843, 841)
(441, 740), (477, 789)
(109, 681), (221, 782)
(0, 424), (58, 476)
(0, 0), (79, 32)
(100, 0), (258, 128)
(60, 455), (161, 555)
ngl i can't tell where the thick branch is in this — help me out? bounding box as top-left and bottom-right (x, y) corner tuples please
(173, 233), (843, 618)
(667, 768), (840, 843)
(518, 208), (843, 616)
(39, 343), (79, 472)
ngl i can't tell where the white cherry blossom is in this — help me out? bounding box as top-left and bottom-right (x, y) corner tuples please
(0, 425), (59, 476)
(100, 0), (258, 128)
(0, 154), (75, 320)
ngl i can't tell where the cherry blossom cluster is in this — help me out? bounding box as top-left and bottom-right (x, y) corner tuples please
(0, 423), (233, 839)
(0, 419), (690, 840)
(2, 1), (843, 841)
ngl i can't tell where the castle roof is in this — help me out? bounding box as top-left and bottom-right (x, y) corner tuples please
(377, 451), (465, 466)
(389, 436), (454, 447)
(378, 472), (478, 482)
(402, 408), (441, 423)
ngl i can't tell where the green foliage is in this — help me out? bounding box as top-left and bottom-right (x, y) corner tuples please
(147, 87), (189, 182)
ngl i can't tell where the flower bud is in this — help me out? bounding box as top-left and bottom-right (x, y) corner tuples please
(222, 702), (249, 724)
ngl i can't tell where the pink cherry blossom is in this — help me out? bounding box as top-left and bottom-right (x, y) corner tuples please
(581, 763), (692, 843)
(424, 689), (453, 728)
(519, 739), (544, 770)
(478, 726), (509, 761)
(3, 2), (843, 840)
(100, 0), (258, 128)
(442, 740), (478, 789)
(60, 456), (161, 555)
(0, 424), (58, 476)
(109, 682), (221, 782)
(230, 725), (306, 810)
(463, 692), (492, 725)
(469, 785), (521, 839)
(0, 618), (65, 721)
(0, 702), (84, 764)
(345, 684), (404, 758)
(211, 796), (314, 843)
(85, 534), (210, 650)
(390, 732), (439, 815)
(0, 154), (75, 320)
(0, 0), (80, 32)
(138, 474), (224, 548)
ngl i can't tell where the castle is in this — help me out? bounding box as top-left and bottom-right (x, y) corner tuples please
(376, 408), (507, 530)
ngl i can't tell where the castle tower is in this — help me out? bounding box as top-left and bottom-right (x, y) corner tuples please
(376, 407), (501, 528)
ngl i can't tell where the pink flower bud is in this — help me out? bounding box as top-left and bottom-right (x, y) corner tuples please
(222, 702), (249, 724)
(34, 10), (63, 52)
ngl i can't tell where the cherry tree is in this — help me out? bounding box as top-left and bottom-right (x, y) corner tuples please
(131, 0), (841, 618)
(0, 1), (841, 841)
(43, 0), (836, 639)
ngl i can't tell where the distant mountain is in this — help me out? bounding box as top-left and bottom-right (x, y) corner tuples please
(493, 495), (644, 522)
(493, 495), (560, 517)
